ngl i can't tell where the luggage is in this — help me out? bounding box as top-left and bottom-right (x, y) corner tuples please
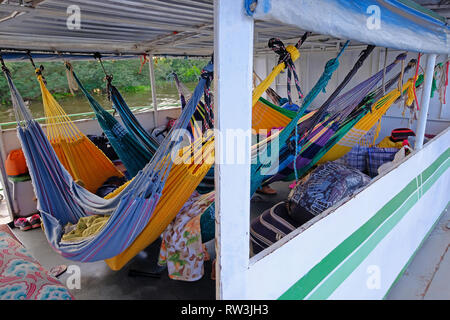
(250, 202), (301, 255)
(287, 162), (371, 224)
(87, 133), (118, 161)
(96, 176), (128, 198)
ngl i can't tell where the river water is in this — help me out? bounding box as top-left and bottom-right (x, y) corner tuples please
(0, 82), (196, 127)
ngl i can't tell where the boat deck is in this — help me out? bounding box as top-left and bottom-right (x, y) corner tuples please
(2, 181), (449, 300)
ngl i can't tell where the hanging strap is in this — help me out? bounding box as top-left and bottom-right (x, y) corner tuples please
(27, 51), (46, 84)
(297, 45), (376, 141)
(268, 37), (305, 104)
(412, 53), (422, 111)
(252, 32), (309, 106)
(94, 52), (114, 101)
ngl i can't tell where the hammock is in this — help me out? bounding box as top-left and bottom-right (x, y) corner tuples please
(66, 63), (152, 178)
(318, 61), (420, 164)
(252, 97), (294, 131)
(107, 77), (160, 154)
(281, 76), (420, 181)
(247, 40), (354, 195)
(172, 71), (214, 139)
(1, 61), (215, 271)
(34, 69), (124, 193)
(263, 50), (407, 185)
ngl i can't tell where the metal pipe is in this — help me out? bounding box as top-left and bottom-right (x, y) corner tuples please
(415, 53), (437, 150)
(148, 53), (159, 126)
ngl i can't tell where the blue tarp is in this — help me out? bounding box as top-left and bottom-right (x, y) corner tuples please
(247, 0), (449, 54)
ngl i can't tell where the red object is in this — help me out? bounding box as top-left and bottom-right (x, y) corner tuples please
(5, 149), (28, 177)
(390, 128), (415, 142)
(29, 214), (41, 229)
(14, 218), (31, 231)
(167, 118), (177, 130)
(138, 53), (148, 74)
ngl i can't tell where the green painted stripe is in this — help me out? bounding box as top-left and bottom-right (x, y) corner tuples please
(382, 201), (449, 300)
(308, 159), (449, 299)
(279, 148), (449, 300)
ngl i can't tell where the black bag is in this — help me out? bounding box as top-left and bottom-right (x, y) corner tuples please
(96, 176), (128, 198)
(250, 202), (301, 255)
(87, 133), (119, 161)
(287, 162), (371, 224)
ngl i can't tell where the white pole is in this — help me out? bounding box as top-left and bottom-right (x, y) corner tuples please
(415, 53), (437, 150)
(148, 53), (159, 127)
(214, 0), (254, 300)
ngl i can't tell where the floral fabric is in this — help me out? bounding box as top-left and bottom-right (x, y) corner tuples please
(158, 191), (215, 281)
(0, 231), (73, 300)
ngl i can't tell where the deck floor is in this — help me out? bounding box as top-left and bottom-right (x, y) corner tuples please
(3, 183), (449, 300)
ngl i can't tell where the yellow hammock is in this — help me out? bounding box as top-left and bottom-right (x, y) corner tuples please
(251, 45), (300, 131)
(252, 99), (292, 131)
(105, 133), (215, 270)
(318, 77), (416, 163)
(36, 71), (124, 193)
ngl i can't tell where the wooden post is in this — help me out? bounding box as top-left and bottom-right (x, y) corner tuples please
(214, 0), (254, 300)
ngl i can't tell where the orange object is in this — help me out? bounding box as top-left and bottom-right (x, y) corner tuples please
(6, 149), (28, 177)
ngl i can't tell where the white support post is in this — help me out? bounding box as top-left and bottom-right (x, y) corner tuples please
(415, 53), (437, 150)
(214, 0), (254, 300)
(148, 53), (159, 126)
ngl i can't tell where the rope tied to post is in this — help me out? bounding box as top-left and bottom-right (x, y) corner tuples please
(268, 37), (304, 105)
(26, 51), (46, 84)
(251, 33), (309, 107)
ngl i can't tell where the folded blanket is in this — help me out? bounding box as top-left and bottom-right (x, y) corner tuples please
(61, 215), (109, 243)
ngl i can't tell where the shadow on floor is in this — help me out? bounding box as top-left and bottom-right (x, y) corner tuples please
(12, 227), (215, 300)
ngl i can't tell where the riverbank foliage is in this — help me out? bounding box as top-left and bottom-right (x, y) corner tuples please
(0, 57), (208, 104)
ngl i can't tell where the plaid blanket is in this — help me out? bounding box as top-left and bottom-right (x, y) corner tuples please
(367, 147), (399, 177)
(335, 145), (399, 177)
